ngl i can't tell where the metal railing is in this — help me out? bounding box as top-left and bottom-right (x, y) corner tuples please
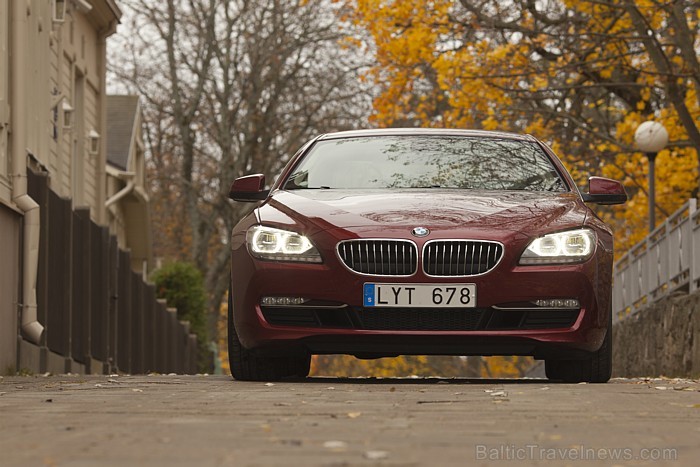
(613, 198), (699, 322)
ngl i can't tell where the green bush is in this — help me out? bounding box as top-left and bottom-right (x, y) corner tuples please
(151, 261), (211, 373)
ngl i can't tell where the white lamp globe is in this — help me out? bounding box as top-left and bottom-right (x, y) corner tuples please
(634, 121), (669, 153)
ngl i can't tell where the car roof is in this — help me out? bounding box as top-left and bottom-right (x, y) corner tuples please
(318, 128), (538, 142)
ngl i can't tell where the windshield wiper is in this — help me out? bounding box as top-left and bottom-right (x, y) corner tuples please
(286, 186), (332, 190)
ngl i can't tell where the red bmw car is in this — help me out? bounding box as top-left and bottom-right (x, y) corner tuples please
(227, 129), (627, 382)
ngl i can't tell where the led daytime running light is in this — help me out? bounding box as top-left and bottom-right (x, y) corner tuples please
(247, 225), (322, 263)
(520, 228), (595, 265)
(533, 299), (580, 309)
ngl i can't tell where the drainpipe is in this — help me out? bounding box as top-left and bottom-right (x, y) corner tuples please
(105, 168), (136, 208)
(11, 0), (44, 344)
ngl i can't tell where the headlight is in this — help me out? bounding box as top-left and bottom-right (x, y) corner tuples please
(246, 225), (322, 263)
(519, 228), (596, 265)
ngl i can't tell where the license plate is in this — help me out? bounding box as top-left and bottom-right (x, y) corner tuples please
(363, 283), (476, 308)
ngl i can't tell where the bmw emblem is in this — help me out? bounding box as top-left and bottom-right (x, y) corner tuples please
(412, 227), (430, 237)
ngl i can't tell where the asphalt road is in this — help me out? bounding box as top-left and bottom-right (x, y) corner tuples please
(1, 374), (699, 466)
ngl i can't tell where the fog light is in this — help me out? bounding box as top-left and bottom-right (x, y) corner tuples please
(261, 296), (308, 307)
(533, 298), (580, 309)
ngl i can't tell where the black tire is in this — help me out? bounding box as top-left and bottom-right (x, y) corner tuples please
(545, 319), (612, 383)
(228, 289), (311, 381)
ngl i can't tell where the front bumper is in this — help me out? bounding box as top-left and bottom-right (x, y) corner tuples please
(230, 229), (612, 360)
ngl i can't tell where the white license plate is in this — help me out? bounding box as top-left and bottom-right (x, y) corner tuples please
(363, 283), (476, 308)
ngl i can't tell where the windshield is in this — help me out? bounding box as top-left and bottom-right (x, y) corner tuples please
(283, 136), (567, 192)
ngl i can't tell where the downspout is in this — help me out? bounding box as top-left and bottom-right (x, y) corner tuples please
(105, 168), (136, 208)
(11, 0), (44, 343)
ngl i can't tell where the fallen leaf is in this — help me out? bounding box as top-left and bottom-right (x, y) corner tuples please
(364, 450), (389, 460)
(347, 412), (362, 419)
(323, 440), (348, 450)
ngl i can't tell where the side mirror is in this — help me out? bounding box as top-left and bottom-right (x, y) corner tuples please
(581, 177), (627, 205)
(228, 174), (269, 202)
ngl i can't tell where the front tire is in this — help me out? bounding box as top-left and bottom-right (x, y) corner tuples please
(227, 289), (311, 381)
(545, 321), (612, 383)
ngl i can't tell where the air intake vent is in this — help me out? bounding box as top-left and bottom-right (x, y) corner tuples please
(337, 240), (417, 276)
(423, 240), (503, 276)
(355, 307), (486, 331)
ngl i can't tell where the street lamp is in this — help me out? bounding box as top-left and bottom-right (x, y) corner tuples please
(634, 121), (668, 233)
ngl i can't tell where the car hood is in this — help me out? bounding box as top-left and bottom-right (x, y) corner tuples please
(257, 189), (588, 238)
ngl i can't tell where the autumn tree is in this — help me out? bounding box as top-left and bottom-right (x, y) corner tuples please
(110, 0), (370, 336)
(347, 0), (699, 252)
(330, 0), (699, 378)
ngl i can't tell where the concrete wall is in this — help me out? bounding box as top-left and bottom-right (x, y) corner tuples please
(0, 205), (20, 374)
(613, 290), (700, 378)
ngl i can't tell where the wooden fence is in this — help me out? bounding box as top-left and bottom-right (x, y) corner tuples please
(27, 170), (198, 374)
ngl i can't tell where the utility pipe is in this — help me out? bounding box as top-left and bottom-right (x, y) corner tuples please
(11, 0), (44, 344)
(105, 167), (136, 208)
